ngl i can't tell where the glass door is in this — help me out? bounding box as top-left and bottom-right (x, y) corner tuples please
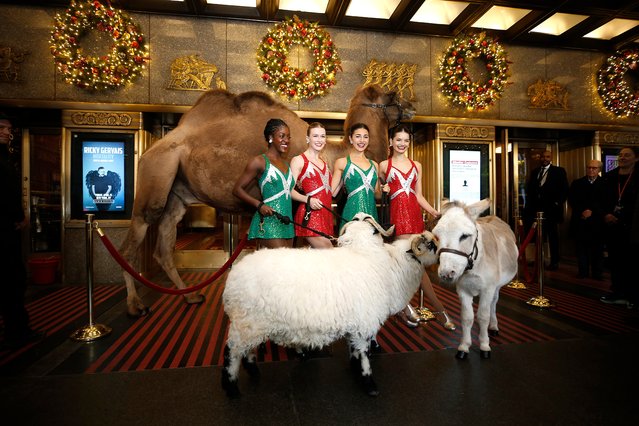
(27, 130), (62, 254)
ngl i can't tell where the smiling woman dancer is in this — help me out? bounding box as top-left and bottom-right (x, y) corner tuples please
(233, 118), (296, 249)
(379, 125), (455, 331)
(331, 123), (382, 232)
(290, 122), (334, 248)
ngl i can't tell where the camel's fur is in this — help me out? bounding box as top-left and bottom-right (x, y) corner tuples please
(120, 85), (414, 316)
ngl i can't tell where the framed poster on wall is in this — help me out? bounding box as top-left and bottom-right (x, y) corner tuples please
(70, 131), (135, 220)
(443, 142), (490, 205)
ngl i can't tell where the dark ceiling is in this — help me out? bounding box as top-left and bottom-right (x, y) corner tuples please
(13, 0), (639, 52)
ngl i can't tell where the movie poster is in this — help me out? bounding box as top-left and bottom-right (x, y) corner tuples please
(449, 149), (481, 204)
(82, 141), (125, 212)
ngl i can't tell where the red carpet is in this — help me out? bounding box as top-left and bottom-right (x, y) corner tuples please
(85, 272), (556, 373)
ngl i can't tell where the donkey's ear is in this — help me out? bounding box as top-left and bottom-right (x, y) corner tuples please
(467, 199), (491, 219)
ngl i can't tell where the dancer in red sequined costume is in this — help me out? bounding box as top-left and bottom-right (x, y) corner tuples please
(380, 125), (455, 331)
(291, 122), (334, 248)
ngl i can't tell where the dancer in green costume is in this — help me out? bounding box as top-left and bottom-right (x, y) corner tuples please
(331, 122), (382, 231)
(233, 118), (297, 248)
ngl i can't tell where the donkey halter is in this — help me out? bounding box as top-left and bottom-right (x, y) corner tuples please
(438, 230), (479, 271)
(361, 93), (404, 128)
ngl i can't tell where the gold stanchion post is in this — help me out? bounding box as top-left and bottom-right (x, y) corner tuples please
(527, 211), (554, 308)
(507, 215), (527, 289)
(70, 214), (112, 341)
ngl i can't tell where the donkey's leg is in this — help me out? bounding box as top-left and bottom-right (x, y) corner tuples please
(488, 287), (501, 336)
(456, 290), (475, 359)
(477, 287), (498, 358)
(154, 191), (204, 305)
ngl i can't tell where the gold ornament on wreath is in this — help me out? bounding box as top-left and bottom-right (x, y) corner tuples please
(597, 48), (639, 117)
(439, 32), (510, 110)
(257, 15), (341, 100)
(50, 0), (149, 90)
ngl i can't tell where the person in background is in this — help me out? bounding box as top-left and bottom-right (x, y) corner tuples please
(379, 125), (455, 331)
(331, 122), (384, 351)
(331, 123), (382, 232)
(567, 159), (604, 279)
(290, 122), (334, 248)
(0, 112), (44, 349)
(598, 147), (639, 309)
(524, 150), (569, 270)
(233, 118), (296, 249)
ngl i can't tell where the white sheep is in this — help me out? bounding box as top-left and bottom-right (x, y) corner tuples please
(221, 213), (438, 397)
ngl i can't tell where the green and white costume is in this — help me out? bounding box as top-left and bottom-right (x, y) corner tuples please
(248, 155), (295, 240)
(339, 156), (378, 230)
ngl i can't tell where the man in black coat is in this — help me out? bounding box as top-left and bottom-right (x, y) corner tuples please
(0, 112), (43, 349)
(568, 160), (604, 279)
(524, 150), (569, 270)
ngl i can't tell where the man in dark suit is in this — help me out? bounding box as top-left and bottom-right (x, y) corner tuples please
(568, 160), (604, 279)
(524, 150), (569, 270)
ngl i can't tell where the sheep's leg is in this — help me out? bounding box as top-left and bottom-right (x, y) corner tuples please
(349, 337), (379, 397)
(221, 344), (242, 398)
(476, 287), (497, 359)
(241, 351), (260, 379)
(456, 291), (475, 360)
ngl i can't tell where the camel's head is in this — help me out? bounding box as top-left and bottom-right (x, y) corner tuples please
(357, 85), (416, 124)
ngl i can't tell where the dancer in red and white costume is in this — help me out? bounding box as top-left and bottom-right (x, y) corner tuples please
(290, 122), (334, 248)
(380, 125), (455, 331)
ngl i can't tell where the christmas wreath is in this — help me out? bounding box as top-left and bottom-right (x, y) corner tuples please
(439, 32), (510, 110)
(257, 15), (341, 100)
(50, 0), (148, 90)
(597, 48), (639, 117)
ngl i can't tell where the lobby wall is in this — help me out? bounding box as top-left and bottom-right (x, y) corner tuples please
(2, 4), (639, 128)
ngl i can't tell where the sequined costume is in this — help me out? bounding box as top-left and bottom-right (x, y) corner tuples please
(294, 154), (334, 237)
(385, 157), (423, 235)
(248, 155), (295, 240)
(340, 156), (378, 230)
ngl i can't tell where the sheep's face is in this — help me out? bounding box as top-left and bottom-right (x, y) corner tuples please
(410, 231), (439, 267)
(337, 214), (386, 247)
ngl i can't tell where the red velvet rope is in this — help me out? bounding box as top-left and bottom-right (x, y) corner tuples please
(518, 223), (537, 258)
(97, 230), (248, 295)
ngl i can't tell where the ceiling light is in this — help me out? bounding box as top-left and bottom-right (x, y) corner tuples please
(584, 18), (639, 40)
(345, 0), (402, 20)
(280, 0), (329, 14)
(411, 0), (469, 25)
(471, 6), (531, 31)
(206, 0), (255, 6)
(529, 13), (588, 36)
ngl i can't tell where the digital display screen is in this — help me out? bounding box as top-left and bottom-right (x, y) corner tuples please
(82, 141), (126, 212)
(70, 132), (135, 220)
(443, 142), (490, 205)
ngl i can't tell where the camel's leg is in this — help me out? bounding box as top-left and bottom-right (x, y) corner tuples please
(119, 136), (186, 317)
(154, 191), (204, 305)
(120, 216), (152, 317)
(456, 290), (475, 359)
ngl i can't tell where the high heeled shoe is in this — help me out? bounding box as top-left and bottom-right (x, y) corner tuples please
(433, 310), (456, 331)
(404, 304), (423, 323)
(396, 306), (419, 328)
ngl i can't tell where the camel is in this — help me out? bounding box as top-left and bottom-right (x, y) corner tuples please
(119, 85), (415, 317)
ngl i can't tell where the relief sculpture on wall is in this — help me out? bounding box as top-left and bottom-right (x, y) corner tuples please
(0, 46), (29, 82)
(362, 59), (417, 100)
(527, 79), (569, 110)
(167, 55), (227, 91)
